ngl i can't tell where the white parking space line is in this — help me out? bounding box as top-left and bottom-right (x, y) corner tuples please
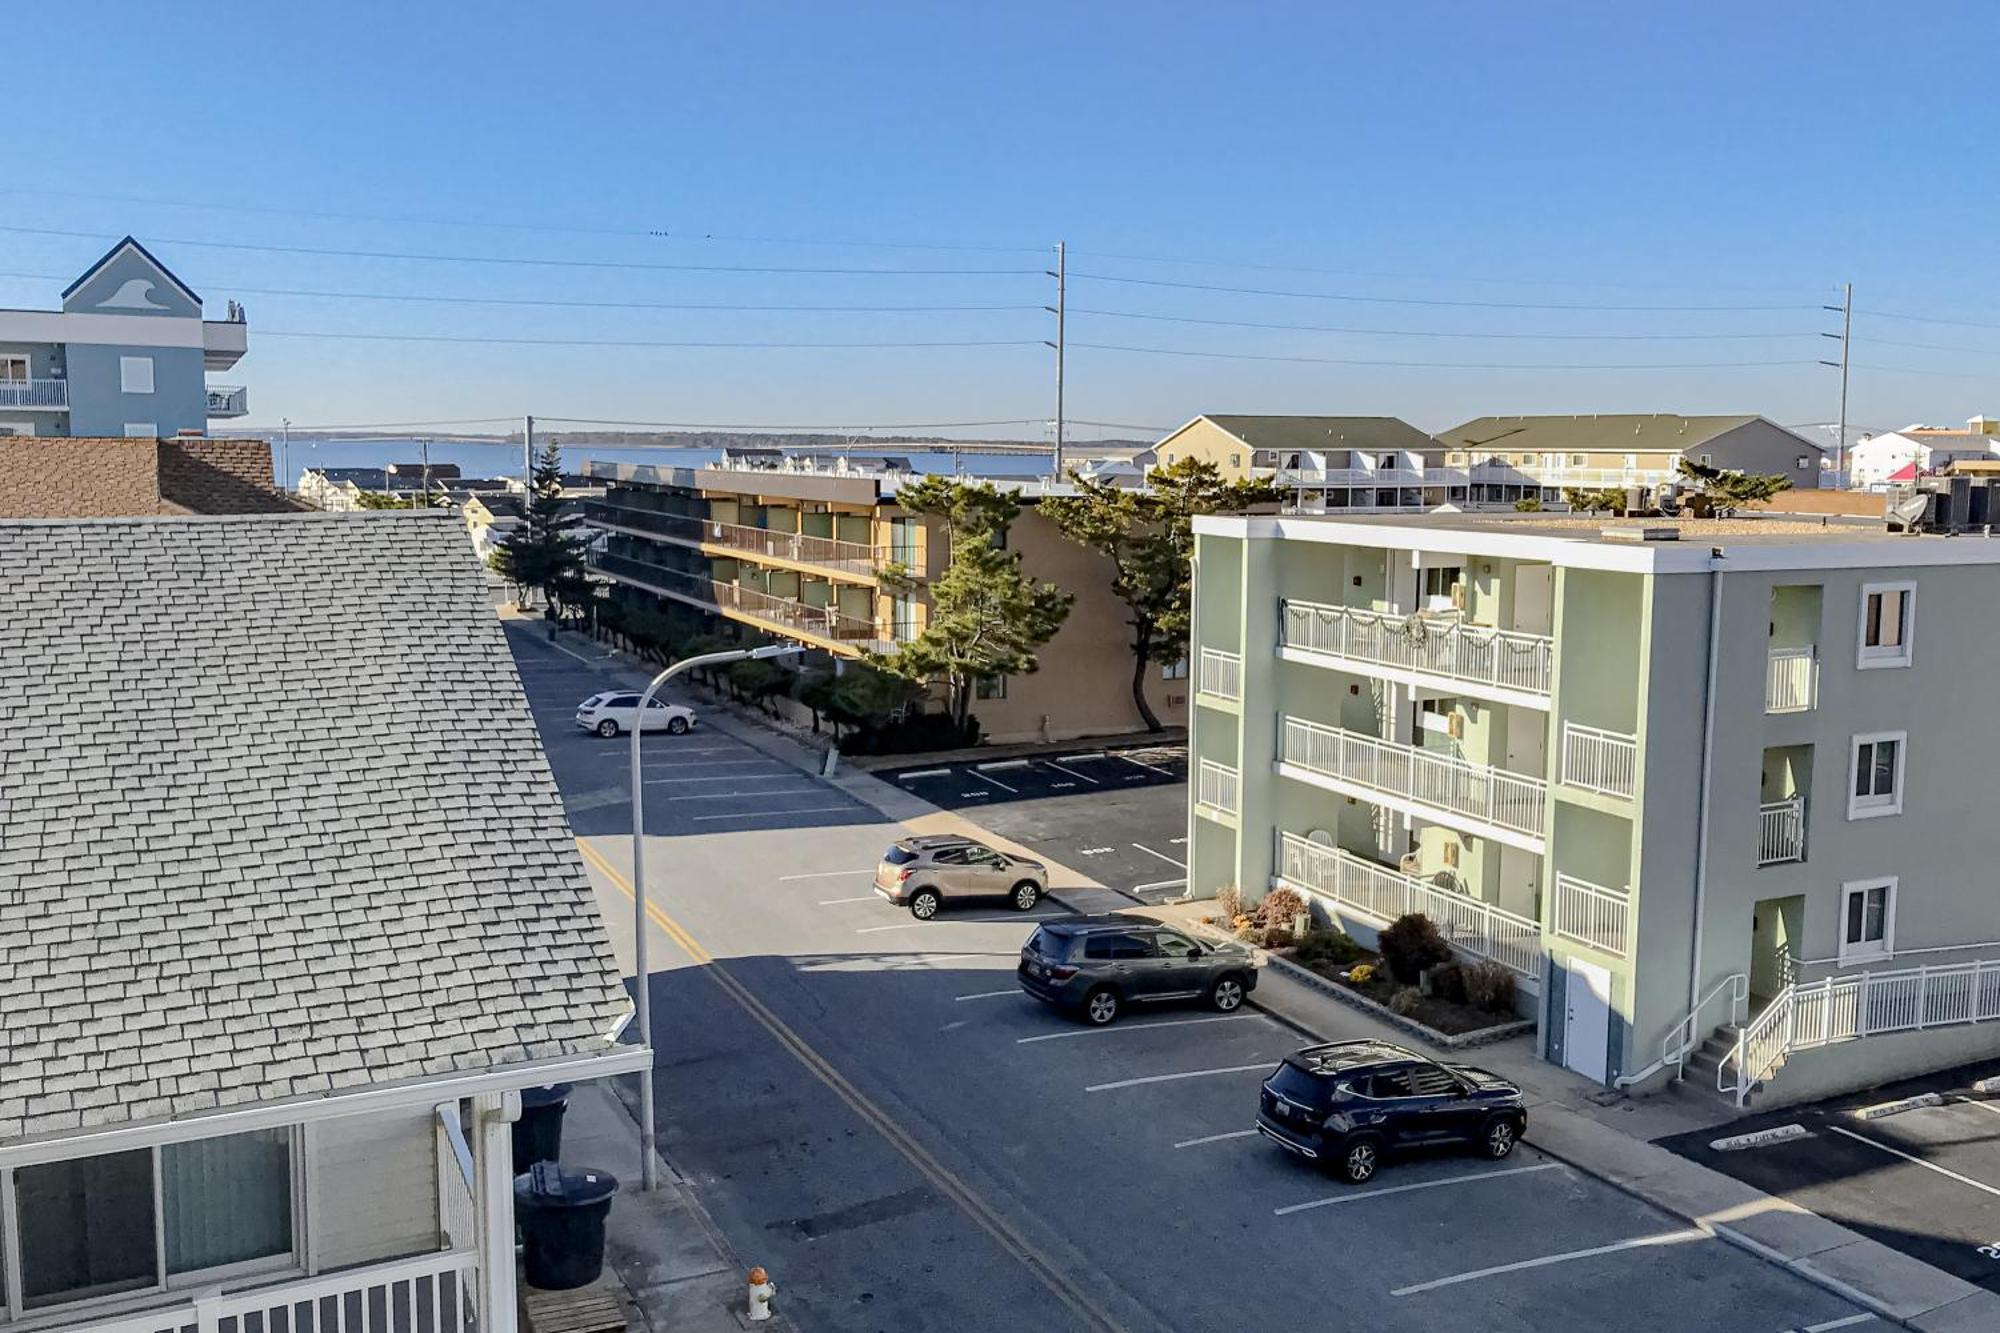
(1118, 754), (1174, 775)
(956, 989), (1021, 1002)
(856, 923), (924, 935)
(817, 896), (879, 906)
(1041, 760), (1101, 785)
(540, 636), (615, 667)
(665, 789), (823, 801)
(1275, 1162), (1561, 1216)
(1017, 1014), (1260, 1045)
(779, 869), (876, 881)
(1796, 1316), (1877, 1333)
(1132, 843), (1187, 869)
(899, 767), (953, 779)
(1389, 1226), (1710, 1296)
(1825, 1125), (2000, 1198)
(1956, 1096), (2000, 1120)
(692, 805), (857, 821)
(1087, 1063), (1273, 1093)
(969, 769), (1019, 794)
(1173, 1129), (1261, 1149)
(645, 774), (801, 785)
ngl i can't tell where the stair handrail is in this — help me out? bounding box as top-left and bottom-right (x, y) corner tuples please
(1612, 972), (1747, 1089)
(1721, 983), (1796, 1107)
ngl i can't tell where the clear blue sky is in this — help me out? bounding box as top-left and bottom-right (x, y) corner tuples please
(8, 2), (1998, 443)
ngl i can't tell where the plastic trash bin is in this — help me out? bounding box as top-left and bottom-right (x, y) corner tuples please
(515, 1163), (620, 1290)
(512, 1083), (573, 1174)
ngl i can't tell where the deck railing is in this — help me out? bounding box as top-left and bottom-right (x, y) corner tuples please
(1757, 795), (1806, 866)
(587, 500), (885, 576)
(1279, 600), (1553, 697)
(0, 377), (68, 409)
(74, 1250), (480, 1333)
(593, 551), (894, 650)
(1551, 872), (1631, 957)
(1559, 721), (1638, 799)
(1278, 716), (1546, 840)
(1766, 646), (1816, 713)
(1196, 647), (1242, 701)
(1195, 759), (1239, 816)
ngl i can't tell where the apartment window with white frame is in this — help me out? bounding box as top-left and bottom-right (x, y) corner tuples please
(0, 354), (28, 384)
(1848, 731), (1906, 819)
(1857, 581), (1915, 668)
(119, 355), (154, 394)
(123, 423), (156, 438)
(1839, 877), (1896, 963)
(1160, 657), (1189, 680)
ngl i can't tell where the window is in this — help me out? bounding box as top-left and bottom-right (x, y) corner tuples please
(975, 675), (1006, 700)
(1160, 658), (1188, 681)
(1569, 454), (1586, 466)
(0, 355), (28, 384)
(1365, 1069), (1415, 1098)
(1405, 1064), (1462, 1097)
(931, 847), (970, 866)
(1229, 453), (1241, 468)
(1857, 582), (1915, 668)
(1420, 565), (1463, 608)
(890, 595), (920, 641)
(1797, 456), (1811, 469)
(1840, 878), (1896, 963)
(123, 423), (156, 439)
(1848, 731), (1906, 819)
(609, 694), (640, 708)
(119, 356), (154, 394)
(1154, 931), (1200, 959)
(964, 846), (1004, 867)
(1082, 931), (1154, 961)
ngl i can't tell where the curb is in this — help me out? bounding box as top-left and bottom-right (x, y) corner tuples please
(1709, 1123), (1811, 1151)
(1852, 1092), (1944, 1121)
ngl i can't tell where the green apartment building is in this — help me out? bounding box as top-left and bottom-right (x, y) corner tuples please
(1190, 510), (2000, 1108)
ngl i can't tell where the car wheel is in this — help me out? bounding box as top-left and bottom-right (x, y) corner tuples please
(1481, 1116), (1519, 1160)
(666, 716), (690, 735)
(1208, 974), (1246, 1013)
(1335, 1137), (1381, 1185)
(908, 889), (941, 921)
(594, 719), (620, 738)
(1010, 881), (1041, 911)
(1083, 987), (1120, 1026)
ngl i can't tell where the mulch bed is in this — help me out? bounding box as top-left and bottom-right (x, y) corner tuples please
(1282, 944), (1520, 1038)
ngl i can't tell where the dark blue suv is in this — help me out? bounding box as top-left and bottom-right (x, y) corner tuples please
(1257, 1040), (1527, 1184)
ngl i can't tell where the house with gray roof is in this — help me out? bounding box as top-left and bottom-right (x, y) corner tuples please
(0, 510), (643, 1333)
(1437, 413), (1826, 504)
(1149, 415), (1461, 511)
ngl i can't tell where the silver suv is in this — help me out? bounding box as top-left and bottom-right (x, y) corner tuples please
(874, 835), (1047, 919)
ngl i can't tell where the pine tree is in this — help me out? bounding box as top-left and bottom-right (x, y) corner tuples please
(496, 442), (587, 618)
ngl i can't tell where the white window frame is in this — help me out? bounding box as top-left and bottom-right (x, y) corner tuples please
(1847, 730), (1907, 820)
(123, 423), (156, 439)
(0, 354), (29, 384)
(1160, 657), (1189, 681)
(1838, 876), (1897, 964)
(119, 356), (155, 394)
(1856, 580), (1916, 669)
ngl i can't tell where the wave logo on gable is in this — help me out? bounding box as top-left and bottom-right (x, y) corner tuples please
(95, 278), (175, 311)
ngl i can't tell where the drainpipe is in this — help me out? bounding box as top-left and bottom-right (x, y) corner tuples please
(1686, 553), (1725, 1051)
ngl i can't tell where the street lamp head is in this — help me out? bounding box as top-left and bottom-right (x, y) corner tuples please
(748, 643), (806, 661)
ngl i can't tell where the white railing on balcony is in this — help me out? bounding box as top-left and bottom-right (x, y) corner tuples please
(1196, 647), (1242, 701)
(1467, 462), (1677, 488)
(1279, 600), (1553, 698)
(1551, 873), (1631, 957)
(1275, 831), (1542, 980)
(1766, 646), (1816, 713)
(1559, 721), (1638, 799)
(594, 550), (895, 651)
(1195, 759), (1240, 816)
(1276, 466), (1468, 488)
(0, 377), (68, 410)
(589, 500), (886, 576)
(1279, 716), (1547, 840)
(79, 1249), (479, 1333)
(437, 1103), (477, 1251)
(1723, 958), (2000, 1106)
(1758, 795), (1806, 866)
(204, 384), (248, 417)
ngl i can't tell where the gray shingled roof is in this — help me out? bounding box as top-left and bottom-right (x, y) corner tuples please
(1192, 415), (1445, 455)
(0, 511), (628, 1145)
(1436, 414), (1768, 453)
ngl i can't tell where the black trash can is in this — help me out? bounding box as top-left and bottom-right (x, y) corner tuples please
(512, 1083), (573, 1174)
(515, 1163), (620, 1290)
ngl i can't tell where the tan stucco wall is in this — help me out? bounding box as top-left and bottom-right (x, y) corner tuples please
(1153, 419), (1257, 479)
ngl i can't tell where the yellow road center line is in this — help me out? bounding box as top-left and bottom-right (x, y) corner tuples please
(574, 837), (1124, 1333)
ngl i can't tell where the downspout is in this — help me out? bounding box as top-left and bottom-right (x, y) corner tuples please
(1686, 553), (1725, 1042)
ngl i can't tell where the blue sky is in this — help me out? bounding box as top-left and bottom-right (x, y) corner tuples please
(7, 2), (1999, 443)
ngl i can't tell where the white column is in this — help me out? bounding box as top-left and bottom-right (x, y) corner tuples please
(474, 1090), (521, 1333)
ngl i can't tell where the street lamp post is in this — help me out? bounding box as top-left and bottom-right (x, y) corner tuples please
(630, 642), (803, 1190)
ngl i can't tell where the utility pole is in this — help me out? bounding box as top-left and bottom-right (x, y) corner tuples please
(280, 417), (290, 495)
(523, 413), (536, 488)
(1045, 241), (1066, 481)
(1820, 283), (1852, 483)
(420, 436), (431, 509)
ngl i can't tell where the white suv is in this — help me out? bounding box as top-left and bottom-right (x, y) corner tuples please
(575, 692), (697, 738)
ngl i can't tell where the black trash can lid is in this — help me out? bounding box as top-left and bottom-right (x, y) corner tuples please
(515, 1162), (619, 1209)
(520, 1083), (574, 1109)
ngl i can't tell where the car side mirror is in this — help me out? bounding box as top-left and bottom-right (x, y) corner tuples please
(1186, 944), (1204, 958)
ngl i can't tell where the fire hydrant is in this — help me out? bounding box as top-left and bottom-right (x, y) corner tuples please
(746, 1267), (777, 1323)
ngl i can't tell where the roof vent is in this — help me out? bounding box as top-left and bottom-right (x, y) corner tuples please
(1601, 525), (1680, 543)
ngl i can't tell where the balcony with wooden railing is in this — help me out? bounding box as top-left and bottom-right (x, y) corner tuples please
(585, 498), (887, 579)
(592, 550), (894, 653)
(1277, 715), (1547, 849)
(1278, 600), (1553, 704)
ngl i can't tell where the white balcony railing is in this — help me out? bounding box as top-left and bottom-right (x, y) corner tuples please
(1275, 831), (1542, 981)
(588, 500), (886, 577)
(204, 384), (249, 417)
(79, 1250), (478, 1333)
(1279, 600), (1553, 698)
(1279, 716), (1547, 841)
(1766, 647), (1816, 713)
(594, 550), (895, 652)
(1196, 647), (1242, 701)
(1195, 759), (1240, 816)
(1758, 795), (1806, 866)
(1552, 873), (1631, 957)
(0, 377), (68, 410)
(1559, 721), (1637, 799)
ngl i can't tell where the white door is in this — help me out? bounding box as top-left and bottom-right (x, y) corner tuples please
(1563, 958), (1612, 1083)
(1512, 565), (1554, 636)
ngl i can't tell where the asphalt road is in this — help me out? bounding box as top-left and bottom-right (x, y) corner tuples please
(874, 747), (1192, 902)
(509, 631), (1876, 1333)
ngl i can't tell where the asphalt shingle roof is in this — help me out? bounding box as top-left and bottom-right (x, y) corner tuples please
(0, 511), (628, 1145)
(1192, 415), (1445, 455)
(1436, 414), (1769, 454)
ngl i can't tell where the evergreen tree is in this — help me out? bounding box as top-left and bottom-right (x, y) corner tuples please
(495, 442), (588, 618)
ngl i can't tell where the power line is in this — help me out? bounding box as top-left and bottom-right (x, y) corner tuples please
(1070, 306), (1815, 342)
(257, 330), (1043, 350)
(1070, 341), (1815, 371)
(537, 416), (1047, 431)
(1857, 307), (2000, 333)
(1853, 335), (2000, 355)
(1070, 271), (1818, 313)
(228, 416), (521, 431)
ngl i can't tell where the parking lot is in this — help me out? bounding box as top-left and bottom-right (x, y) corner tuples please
(874, 744), (1192, 902)
(1661, 1062), (2000, 1295)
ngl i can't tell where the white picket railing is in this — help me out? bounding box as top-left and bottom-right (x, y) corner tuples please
(1195, 759), (1240, 816)
(1559, 721), (1638, 799)
(1278, 716), (1547, 840)
(437, 1103), (478, 1252)
(1724, 958), (2000, 1106)
(1278, 599), (1553, 698)
(1274, 831), (1542, 981)
(1197, 647), (1242, 701)
(1551, 873), (1631, 957)
(1766, 646), (1817, 713)
(74, 1250), (480, 1333)
(1757, 795), (1806, 866)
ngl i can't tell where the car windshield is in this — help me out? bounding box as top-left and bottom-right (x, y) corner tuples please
(882, 845), (918, 866)
(1026, 927), (1070, 960)
(1268, 1061), (1336, 1110)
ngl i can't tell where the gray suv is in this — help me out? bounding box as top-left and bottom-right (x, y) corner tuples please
(874, 835), (1047, 919)
(1017, 916), (1257, 1025)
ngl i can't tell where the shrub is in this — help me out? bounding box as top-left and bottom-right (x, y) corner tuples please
(1464, 960), (1519, 1015)
(1216, 885), (1243, 924)
(1378, 913), (1451, 985)
(1263, 927), (1295, 949)
(1292, 929), (1367, 969)
(1347, 962), (1376, 986)
(1428, 963), (1467, 1005)
(1257, 886), (1308, 931)
(1388, 987), (1424, 1017)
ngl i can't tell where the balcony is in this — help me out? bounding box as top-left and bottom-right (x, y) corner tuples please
(586, 499), (885, 579)
(1758, 794), (1806, 866)
(594, 550), (893, 653)
(1559, 721), (1638, 799)
(205, 384), (248, 418)
(1278, 716), (1547, 849)
(1196, 647), (1242, 702)
(0, 377), (68, 410)
(1274, 831), (1542, 982)
(1552, 872), (1631, 957)
(1278, 600), (1553, 706)
(1195, 758), (1239, 820)
(1766, 647), (1817, 713)
(76, 1249), (477, 1333)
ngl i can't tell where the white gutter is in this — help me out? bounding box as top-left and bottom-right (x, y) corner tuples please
(0, 1046), (653, 1169)
(1687, 556), (1726, 1035)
